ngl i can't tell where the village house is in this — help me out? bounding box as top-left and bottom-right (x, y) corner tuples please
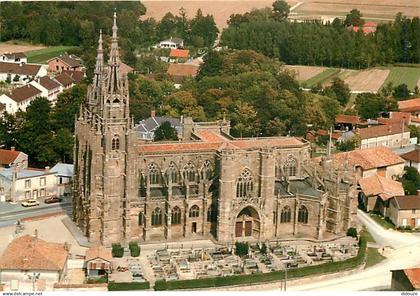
(387, 195), (420, 228)
(398, 98), (420, 117)
(0, 52), (27, 64)
(0, 84), (42, 114)
(84, 245), (112, 278)
(0, 235), (69, 291)
(357, 123), (410, 149)
(167, 63), (200, 84)
(159, 37), (184, 49)
(0, 166), (57, 202)
(169, 48), (189, 63)
(134, 111), (182, 140)
(54, 70), (85, 90)
(391, 268), (420, 291)
(51, 163), (74, 197)
(335, 114), (364, 131)
(29, 76), (62, 105)
(358, 174), (404, 215)
(377, 111), (411, 126)
(350, 21), (377, 34)
(0, 62), (47, 84)
(401, 145), (420, 173)
(48, 54), (82, 73)
(0, 148), (28, 170)
(314, 146), (405, 180)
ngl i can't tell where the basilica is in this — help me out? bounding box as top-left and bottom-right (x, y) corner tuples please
(73, 14), (358, 246)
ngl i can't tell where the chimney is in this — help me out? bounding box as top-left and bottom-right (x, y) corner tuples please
(10, 146), (15, 151)
(45, 166), (50, 173)
(150, 110), (156, 117)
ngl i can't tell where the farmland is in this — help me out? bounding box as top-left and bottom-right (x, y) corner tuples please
(0, 41), (45, 55)
(303, 68), (339, 88)
(26, 46), (78, 64)
(382, 66), (420, 91)
(284, 65), (327, 81)
(343, 69), (390, 93)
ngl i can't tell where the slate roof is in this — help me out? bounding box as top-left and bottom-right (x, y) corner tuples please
(2, 52), (26, 59)
(135, 116), (182, 134)
(0, 149), (21, 166)
(0, 167), (53, 181)
(359, 175), (404, 201)
(162, 37), (183, 45)
(5, 84), (41, 103)
(393, 195), (420, 210)
(0, 62), (42, 76)
(85, 245), (112, 262)
(51, 163), (74, 177)
(0, 235), (68, 271)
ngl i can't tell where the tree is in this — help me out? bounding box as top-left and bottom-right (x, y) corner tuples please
(344, 9), (364, 27)
(324, 78), (350, 106)
(196, 50), (223, 80)
(272, 0), (290, 20)
(154, 121), (178, 141)
(393, 83), (410, 100)
(346, 227), (358, 238)
(162, 91), (206, 121)
(235, 242), (249, 257)
(401, 167), (420, 195)
(355, 93), (397, 120)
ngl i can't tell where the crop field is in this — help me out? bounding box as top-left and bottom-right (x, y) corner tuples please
(343, 68), (390, 93)
(303, 68), (339, 87)
(382, 66), (420, 91)
(0, 42), (45, 55)
(284, 65), (327, 81)
(26, 46), (78, 64)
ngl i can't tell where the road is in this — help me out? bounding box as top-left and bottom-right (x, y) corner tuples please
(287, 210), (420, 291)
(0, 202), (72, 227)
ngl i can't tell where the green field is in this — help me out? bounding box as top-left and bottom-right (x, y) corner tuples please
(382, 66), (420, 91)
(365, 248), (386, 269)
(26, 46), (78, 63)
(304, 68), (340, 87)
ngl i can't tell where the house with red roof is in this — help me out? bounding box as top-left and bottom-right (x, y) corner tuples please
(391, 268), (420, 291)
(169, 49), (189, 63)
(47, 54), (82, 73)
(401, 145), (420, 174)
(350, 21), (377, 35)
(357, 123), (410, 149)
(0, 148), (28, 170)
(387, 195), (420, 228)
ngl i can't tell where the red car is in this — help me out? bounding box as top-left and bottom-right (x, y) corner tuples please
(44, 196), (62, 204)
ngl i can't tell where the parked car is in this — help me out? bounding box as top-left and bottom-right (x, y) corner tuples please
(21, 199), (40, 207)
(44, 196), (62, 204)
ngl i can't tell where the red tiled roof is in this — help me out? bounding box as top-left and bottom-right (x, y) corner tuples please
(139, 130), (306, 153)
(393, 195), (420, 210)
(364, 21), (377, 27)
(398, 98), (420, 112)
(401, 147), (420, 163)
(38, 76), (61, 90)
(6, 84), (41, 103)
(317, 129), (341, 140)
(54, 73), (74, 87)
(358, 123), (407, 139)
(61, 70), (84, 84)
(336, 114), (361, 125)
(85, 245), (112, 262)
(0, 235), (68, 271)
(167, 63), (199, 78)
(404, 268), (420, 289)
(0, 62), (42, 76)
(317, 146), (404, 170)
(170, 49), (189, 59)
(0, 149), (20, 166)
(359, 175), (404, 201)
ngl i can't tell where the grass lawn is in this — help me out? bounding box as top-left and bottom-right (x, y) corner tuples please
(381, 66), (420, 91)
(365, 248), (386, 269)
(304, 68), (340, 87)
(369, 213), (395, 230)
(363, 230), (376, 243)
(26, 46), (78, 63)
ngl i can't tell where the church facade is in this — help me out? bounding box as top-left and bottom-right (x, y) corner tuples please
(73, 14), (358, 246)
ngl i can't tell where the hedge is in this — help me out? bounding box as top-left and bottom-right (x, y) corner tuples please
(108, 281), (150, 291)
(154, 231), (367, 291)
(112, 243), (124, 258)
(129, 241), (141, 257)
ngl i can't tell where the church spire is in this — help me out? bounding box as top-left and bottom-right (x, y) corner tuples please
(93, 29), (104, 87)
(107, 11), (122, 94)
(109, 11), (120, 66)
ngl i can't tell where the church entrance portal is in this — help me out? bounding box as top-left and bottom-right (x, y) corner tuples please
(235, 206), (260, 238)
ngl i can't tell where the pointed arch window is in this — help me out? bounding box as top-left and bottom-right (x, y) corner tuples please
(284, 156), (297, 177)
(166, 162), (179, 183)
(171, 206), (181, 225)
(138, 212), (144, 225)
(151, 207), (163, 226)
(148, 163), (161, 185)
(183, 162), (198, 183)
(236, 169), (254, 198)
(201, 160), (213, 181)
(280, 206), (291, 223)
(111, 136), (120, 150)
(298, 205), (308, 224)
(189, 205), (200, 218)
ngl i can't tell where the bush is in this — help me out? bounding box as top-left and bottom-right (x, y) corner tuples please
(235, 242), (249, 257)
(154, 232), (368, 290)
(405, 225), (412, 231)
(112, 243), (124, 258)
(129, 241), (140, 257)
(87, 275), (108, 283)
(108, 281), (150, 291)
(346, 227), (358, 238)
